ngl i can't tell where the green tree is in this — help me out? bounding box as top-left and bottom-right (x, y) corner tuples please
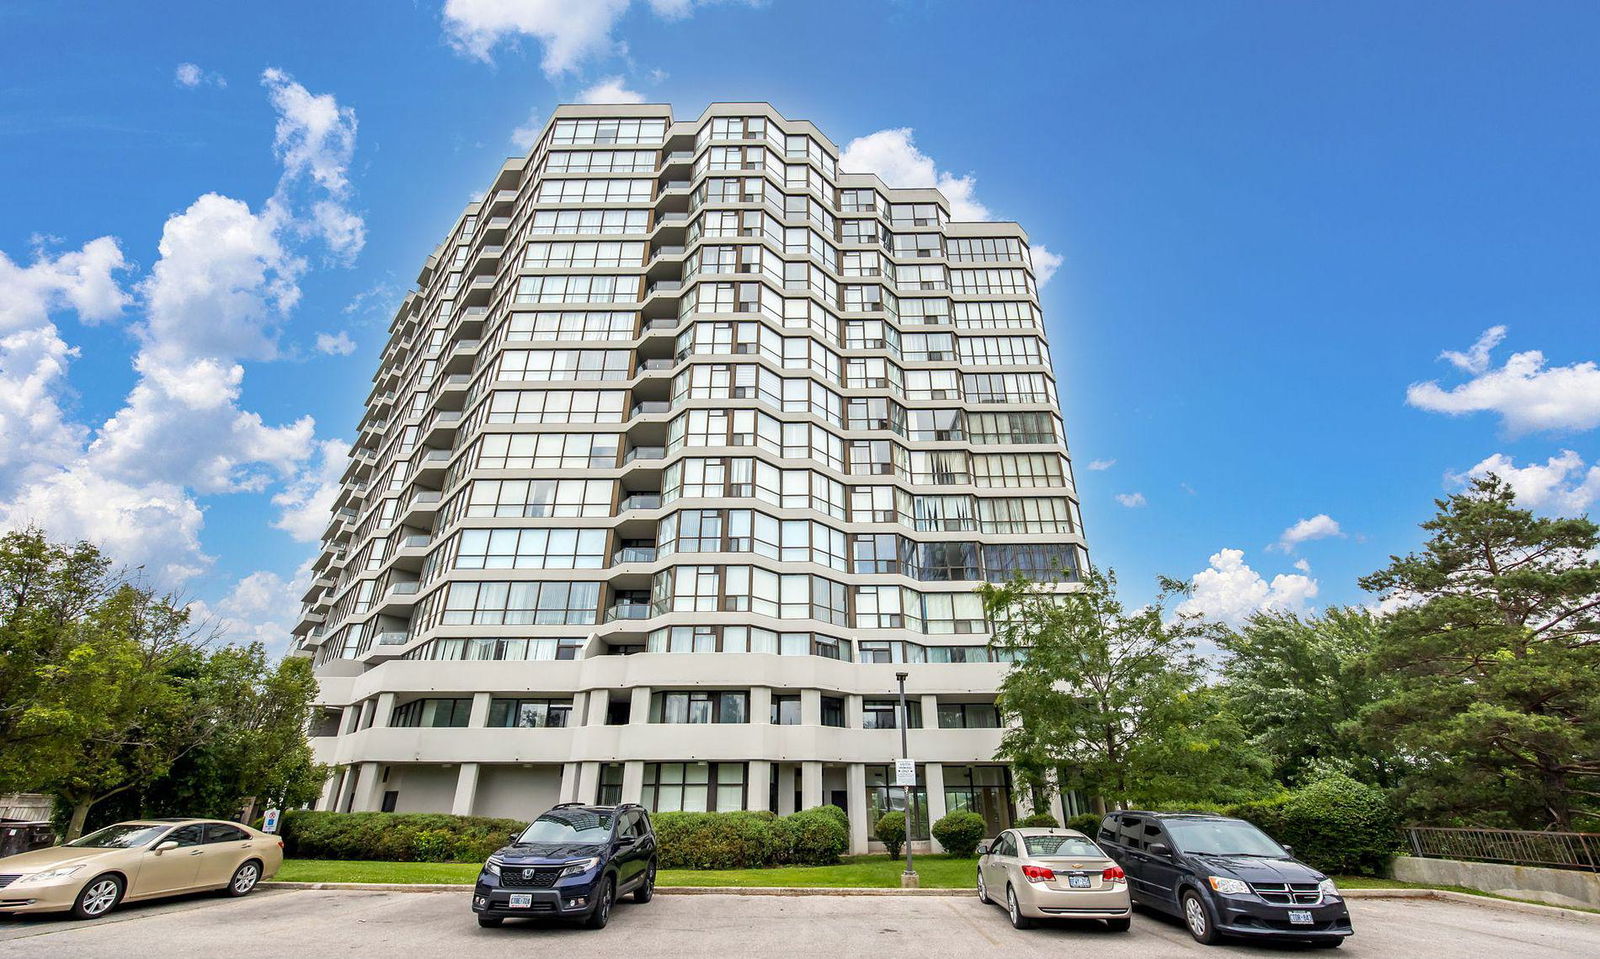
(981, 569), (1271, 811)
(1358, 475), (1600, 829)
(1218, 608), (1403, 787)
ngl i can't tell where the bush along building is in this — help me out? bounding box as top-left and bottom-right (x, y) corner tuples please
(293, 103), (1089, 854)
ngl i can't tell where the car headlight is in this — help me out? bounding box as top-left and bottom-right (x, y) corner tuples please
(21, 865), (84, 884)
(483, 858), (501, 877)
(1318, 878), (1340, 898)
(1207, 876), (1250, 895)
(557, 857), (600, 879)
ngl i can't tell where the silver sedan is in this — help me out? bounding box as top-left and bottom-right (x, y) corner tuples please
(977, 827), (1132, 931)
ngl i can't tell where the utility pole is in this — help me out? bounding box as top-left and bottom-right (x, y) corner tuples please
(895, 670), (918, 888)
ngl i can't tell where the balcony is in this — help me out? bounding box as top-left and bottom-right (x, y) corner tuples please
(604, 601), (654, 622)
(374, 631), (410, 647)
(619, 493), (662, 512)
(644, 279), (683, 298)
(613, 546), (658, 565)
(630, 401), (671, 417)
(621, 446), (664, 465)
(637, 358), (674, 373)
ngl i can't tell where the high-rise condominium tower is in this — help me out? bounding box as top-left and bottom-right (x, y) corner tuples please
(295, 104), (1088, 853)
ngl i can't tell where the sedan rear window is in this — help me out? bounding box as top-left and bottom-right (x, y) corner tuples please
(66, 824), (167, 848)
(1023, 835), (1103, 858)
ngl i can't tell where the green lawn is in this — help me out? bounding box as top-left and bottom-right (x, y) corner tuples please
(275, 855), (980, 887)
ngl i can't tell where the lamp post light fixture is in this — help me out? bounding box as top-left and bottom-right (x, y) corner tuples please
(895, 670), (918, 888)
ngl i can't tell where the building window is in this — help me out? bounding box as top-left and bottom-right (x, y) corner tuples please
(821, 696), (845, 728)
(390, 698), (472, 728)
(770, 695), (801, 725)
(862, 699), (922, 730)
(487, 698), (574, 728)
(937, 703), (1000, 729)
(598, 763), (625, 805)
(648, 691), (749, 724)
(641, 762), (745, 812)
(943, 765), (1015, 837)
(865, 764), (929, 840)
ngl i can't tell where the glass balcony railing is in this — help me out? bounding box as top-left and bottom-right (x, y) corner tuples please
(613, 547), (658, 564)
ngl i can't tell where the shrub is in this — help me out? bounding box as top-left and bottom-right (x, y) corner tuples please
(932, 811), (987, 857)
(1018, 812), (1059, 829)
(652, 811), (780, 869)
(875, 811), (906, 859)
(1066, 813), (1103, 835)
(1273, 775), (1401, 876)
(785, 807), (849, 865)
(280, 811), (525, 862)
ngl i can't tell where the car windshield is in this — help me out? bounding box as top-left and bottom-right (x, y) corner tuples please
(65, 823), (168, 848)
(515, 810), (614, 845)
(1166, 820), (1287, 857)
(1024, 835), (1103, 858)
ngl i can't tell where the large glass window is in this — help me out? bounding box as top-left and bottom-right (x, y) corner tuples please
(943, 766), (1015, 837)
(865, 764), (929, 840)
(649, 691), (749, 724)
(440, 581), (601, 626)
(770, 695), (801, 725)
(390, 698), (471, 728)
(642, 762), (745, 812)
(487, 698), (573, 728)
(862, 699), (923, 730)
(937, 702), (1001, 729)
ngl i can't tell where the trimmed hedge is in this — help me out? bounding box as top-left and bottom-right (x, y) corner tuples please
(932, 811), (987, 857)
(1066, 813), (1103, 835)
(631, 806), (849, 870)
(875, 811), (906, 859)
(281, 811), (525, 862)
(1018, 812), (1060, 829)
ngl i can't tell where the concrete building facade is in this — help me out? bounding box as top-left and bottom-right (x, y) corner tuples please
(294, 103), (1089, 853)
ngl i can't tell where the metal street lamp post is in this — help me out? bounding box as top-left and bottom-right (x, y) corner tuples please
(895, 670), (918, 887)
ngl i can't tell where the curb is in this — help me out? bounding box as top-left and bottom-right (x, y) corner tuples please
(1344, 888), (1600, 923)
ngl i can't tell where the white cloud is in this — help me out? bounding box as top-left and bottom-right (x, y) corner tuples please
(1087, 458), (1116, 471)
(262, 68), (364, 260)
(187, 569), (305, 656)
(0, 235), (132, 333)
(1114, 492), (1147, 508)
(1452, 450), (1600, 516)
(174, 62), (225, 88)
(511, 107), (544, 151)
(315, 330), (357, 356)
(272, 438), (349, 542)
(0, 472), (208, 584)
(1031, 244), (1062, 288)
(1293, 558), (1311, 573)
(442, 0), (633, 72)
(839, 127), (991, 221)
(578, 75), (645, 104)
(1270, 513), (1344, 552)
(1407, 326), (1600, 434)
(1177, 548), (1319, 627)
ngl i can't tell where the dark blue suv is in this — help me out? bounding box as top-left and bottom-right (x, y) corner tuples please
(472, 803), (657, 929)
(1097, 812), (1353, 948)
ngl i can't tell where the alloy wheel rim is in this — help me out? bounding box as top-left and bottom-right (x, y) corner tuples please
(646, 865), (655, 893)
(1185, 897), (1206, 935)
(1008, 889), (1018, 922)
(977, 872), (986, 899)
(235, 864), (259, 892)
(84, 880), (117, 914)
(602, 885), (613, 919)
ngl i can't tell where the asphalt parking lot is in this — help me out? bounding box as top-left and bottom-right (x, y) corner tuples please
(3, 888), (1598, 958)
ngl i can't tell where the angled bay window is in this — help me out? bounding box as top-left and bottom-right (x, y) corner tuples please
(497, 349), (632, 380)
(441, 581), (601, 626)
(529, 209), (649, 235)
(453, 528), (607, 570)
(514, 275), (640, 305)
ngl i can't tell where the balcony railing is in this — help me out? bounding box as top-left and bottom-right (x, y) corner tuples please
(374, 631), (410, 646)
(613, 547), (658, 564)
(620, 493), (662, 511)
(630, 401), (671, 417)
(621, 446), (665, 465)
(604, 602), (654, 622)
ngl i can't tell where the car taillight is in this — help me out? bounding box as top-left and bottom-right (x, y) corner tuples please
(1021, 865), (1055, 883)
(277, 840), (285, 849)
(1102, 866), (1126, 883)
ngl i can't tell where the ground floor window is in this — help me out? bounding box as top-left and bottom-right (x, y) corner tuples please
(598, 762), (624, 804)
(865, 764), (929, 840)
(642, 761), (746, 812)
(942, 765), (1014, 836)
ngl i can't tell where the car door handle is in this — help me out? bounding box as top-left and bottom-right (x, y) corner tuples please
(189, 849), (205, 856)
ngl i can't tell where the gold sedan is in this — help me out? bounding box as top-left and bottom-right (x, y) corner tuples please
(977, 827), (1132, 931)
(0, 818), (283, 919)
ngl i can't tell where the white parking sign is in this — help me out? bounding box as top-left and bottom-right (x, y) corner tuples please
(894, 759), (916, 787)
(262, 808), (281, 834)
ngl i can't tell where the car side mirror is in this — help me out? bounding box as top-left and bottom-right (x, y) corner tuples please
(975, 841), (991, 856)
(507, 831), (522, 845)
(154, 840), (179, 853)
(1282, 844), (1295, 857)
(616, 834), (636, 846)
(1147, 842), (1172, 858)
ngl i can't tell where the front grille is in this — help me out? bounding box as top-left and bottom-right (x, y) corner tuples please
(0, 875), (19, 890)
(500, 867), (560, 888)
(1250, 881), (1323, 905)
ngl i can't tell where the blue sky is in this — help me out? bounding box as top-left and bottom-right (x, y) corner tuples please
(1, 1), (1596, 646)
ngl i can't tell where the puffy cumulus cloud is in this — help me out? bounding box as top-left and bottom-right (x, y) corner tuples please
(839, 127), (991, 221)
(1452, 450), (1600, 516)
(1407, 326), (1600, 435)
(272, 438), (349, 542)
(578, 75), (645, 104)
(0, 471), (208, 584)
(442, 0), (633, 72)
(510, 107), (544, 151)
(262, 69), (365, 260)
(1030, 244), (1062, 288)
(1270, 513), (1343, 552)
(175, 62), (226, 89)
(0, 236), (132, 333)
(1177, 549), (1319, 627)
(187, 569), (305, 656)
(1087, 458), (1116, 471)
(1115, 492), (1147, 508)
(315, 330), (357, 355)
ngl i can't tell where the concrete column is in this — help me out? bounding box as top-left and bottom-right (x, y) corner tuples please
(920, 694), (940, 730)
(746, 759), (772, 811)
(325, 766), (350, 811)
(621, 760), (645, 804)
(800, 688), (821, 726)
(801, 760), (824, 811)
(776, 764), (797, 815)
(346, 704), (365, 734)
(576, 761), (601, 803)
(451, 762), (480, 816)
(374, 692), (396, 728)
(924, 762), (949, 853)
(316, 767), (339, 810)
(629, 686), (652, 724)
(587, 690), (611, 727)
(846, 764), (869, 855)
(468, 692), (493, 727)
(845, 694), (864, 730)
(749, 686), (773, 725)
(559, 762), (582, 801)
(350, 761), (384, 811)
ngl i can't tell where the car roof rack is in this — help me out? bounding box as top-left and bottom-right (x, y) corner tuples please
(550, 801), (592, 809)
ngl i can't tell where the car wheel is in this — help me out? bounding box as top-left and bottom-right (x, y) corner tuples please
(585, 876), (615, 929)
(1181, 890), (1220, 945)
(71, 874), (123, 920)
(226, 860), (262, 897)
(633, 861), (656, 903)
(1106, 917), (1131, 932)
(477, 915), (503, 928)
(1006, 885), (1033, 929)
(976, 869), (990, 904)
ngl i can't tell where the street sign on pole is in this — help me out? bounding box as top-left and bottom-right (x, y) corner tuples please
(894, 758), (917, 788)
(262, 808), (281, 834)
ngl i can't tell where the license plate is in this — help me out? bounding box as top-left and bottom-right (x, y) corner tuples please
(1067, 874), (1091, 889)
(508, 894), (533, 908)
(1288, 910), (1313, 925)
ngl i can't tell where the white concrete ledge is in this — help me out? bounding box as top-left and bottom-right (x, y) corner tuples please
(1392, 855), (1600, 911)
